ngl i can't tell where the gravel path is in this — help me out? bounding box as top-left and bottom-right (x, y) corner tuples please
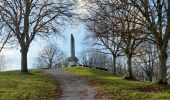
(45, 68), (107, 100)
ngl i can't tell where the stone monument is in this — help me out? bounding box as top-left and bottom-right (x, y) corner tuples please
(68, 34), (78, 66)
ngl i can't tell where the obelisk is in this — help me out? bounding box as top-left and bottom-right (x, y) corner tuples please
(68, 34), (78, 66)
(71, 34), (75, 57)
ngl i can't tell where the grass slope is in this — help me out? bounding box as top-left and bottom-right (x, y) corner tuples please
(0, 69), (57, 100)
(65, 67), (170, 100)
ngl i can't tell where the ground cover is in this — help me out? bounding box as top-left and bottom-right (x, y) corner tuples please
(65, 67), (170, 100)
(0, 69), (57, 100)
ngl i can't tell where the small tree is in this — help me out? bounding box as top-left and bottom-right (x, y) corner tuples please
(134, 42), (158, 81)
(80, 48), (112, 70)
(36, 43), (65, 69)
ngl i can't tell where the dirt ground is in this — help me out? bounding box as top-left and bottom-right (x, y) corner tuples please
(45, 68), (107, 100)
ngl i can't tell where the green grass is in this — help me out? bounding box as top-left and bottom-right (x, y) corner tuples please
(65, 67), (170, 100)
(0, 69), (57, 100)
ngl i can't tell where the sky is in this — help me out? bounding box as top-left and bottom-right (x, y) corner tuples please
(0, 0), (89, 71)
(1, 23), (87, 71)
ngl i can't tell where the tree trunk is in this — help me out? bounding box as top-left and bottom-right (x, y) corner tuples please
(21, 46), (28, 73)
(157, 50), (168, 84)
(48, 64), (52, 69)
(125, 54), (133, 80)
(112, 55), (116, 75)
(148, 73), (153, 82)
(49, 60), (52, 69)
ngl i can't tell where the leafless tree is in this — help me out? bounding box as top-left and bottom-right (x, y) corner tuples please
(116, 60), (126, 76)
(82, 0), (147, 79)
(80, 48), (112, 70)
(129, 0), (170, 84)
(116, 8), (146, 79)
(86, 18), (124, 74)
(84, 24), (123, 75)
(0, 0), (74, 73)
(35, 43), (65, 69)
(82, 0), (125, 75)
(133, 42), (158, 81)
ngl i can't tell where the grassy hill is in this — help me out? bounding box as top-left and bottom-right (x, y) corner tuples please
(65, 67), (170, 100)
(0, 69), (57, 100)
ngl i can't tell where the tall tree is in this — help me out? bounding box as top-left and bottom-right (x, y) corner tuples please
(0, 0), (73, 73)
(83, 0), (124, 75)
(85, 21), (123, 75)
(83, 0), (146, 79)
(118, 6), (146, 79)
(130, 0), (170, 84)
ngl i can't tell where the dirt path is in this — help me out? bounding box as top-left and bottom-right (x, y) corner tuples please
(45, 68), (107, 100)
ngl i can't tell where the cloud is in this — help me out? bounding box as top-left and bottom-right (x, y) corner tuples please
(74, 0), (90, 18)
(0, 40), (44, 70)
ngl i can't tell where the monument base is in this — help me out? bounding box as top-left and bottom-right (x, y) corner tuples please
(68, 57), (78, 66)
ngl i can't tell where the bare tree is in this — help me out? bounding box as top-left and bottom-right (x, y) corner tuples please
(129, 0), (170, 84)
(36, 43), (65, 69)
(115, 10), (144, 79)
(0, 0), (73, 73)
(85, 20), (123, 75)
(82, 0), (124, 75)
(133, 42), (158, 81)
(82, 0), (147, 79)
(116, 60), (126, 76)
(80, 48), (112, 70)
